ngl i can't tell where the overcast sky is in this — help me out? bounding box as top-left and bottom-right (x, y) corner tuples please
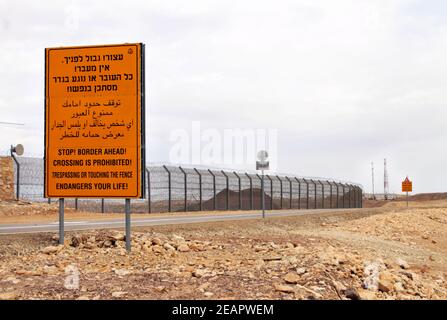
(0, 0), (446, 193)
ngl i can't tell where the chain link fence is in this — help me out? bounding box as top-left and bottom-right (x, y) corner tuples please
(10, 156), (363, 213)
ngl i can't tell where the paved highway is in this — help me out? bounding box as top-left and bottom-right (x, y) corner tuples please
(0, 208), (359, 235)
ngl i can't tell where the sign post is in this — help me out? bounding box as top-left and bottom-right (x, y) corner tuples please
(125, 198), (131, 251)
(59, 198), (64, 245)
(45, 43), (145, 251)
(256, 151), (269, 219)
(401, 177), (412, 209)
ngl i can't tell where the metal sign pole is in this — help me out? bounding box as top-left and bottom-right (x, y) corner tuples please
(125, 198), (131, 252)
(262, 169), (265, 219)
(406, 192), (408, 209)
(59, 198), (64, 245)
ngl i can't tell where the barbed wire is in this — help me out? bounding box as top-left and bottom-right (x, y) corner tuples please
(8, 156), (363, 213)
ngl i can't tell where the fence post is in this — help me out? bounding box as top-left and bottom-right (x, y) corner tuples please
(356, 185), (360, 208)
(256, 174), (263, 209)
(194, 168), (202, 211)
(348, 184), (352, 208)
(334, 181), (339, 208)
(146, 169), (151, 213)
(75, 198), (78, 210)
(266, 175), (273, 210)
(10, 150), (20, 200)
(179, 167), (187, 212)
(285, 176), (292, 209)
(101, 198), (105, 213)
(303, 178), (309, 209)
(276, 176), (283, 209)
(342, 184), (346, 208)
(319, 180), (324, 209)
(163, 165), (171, 212)
(222, 171), (229, 210)
(245, 173), (253, 210)
(329, 181), (333, 208)
(295, 178), (301, 209)
(352, 184), (356, 208)
(359, 187), (363, 208)
(208, 170), (216, 211)
(310, 179), (317, 209)
(347, 184), (352, 208)
(358, 186), (362, 208)
(234, 172), (242, 210)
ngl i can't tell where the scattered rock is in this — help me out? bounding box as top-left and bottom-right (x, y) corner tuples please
(70, 235), (83, 247)
(193, 269), (207, 278)
(152, 238), (162, 245)
(41, 245), (60, 254)
(394, 282), (405, 292)
(0, 292), (17, 300)
(395, 258), (409, 269)
(296, 267), (306, 275)
(4, 276), (20, 284)
(114, 269), (131, 276)
(163, 243), (175, 251)
(343, 288), (361, 300)
(274, 284), (295, 293)
(189, 243), (205, 251)
(283, 272), (301, 284)
(204, 292), (214, 297)
(378, 271), (394, 293)
(358, 289), (377, 300)
(43, 265), (59, 275)
(296, 284), (323, 299)
(103, 240), (113, 248)
(333, 281), (347, 292)
(177, 243), (190, 252)
(112, 233), (125, 241)
(285, 242), (295, 249)
(16, 269), (42, 276)
(263, 256), (282, 261)
(111, 291), (127, 298)
(172, 234), (185, 242)
(152, 245), (164, 254)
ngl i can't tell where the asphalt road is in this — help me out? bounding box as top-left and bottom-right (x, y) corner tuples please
(0, 208), (359, 235)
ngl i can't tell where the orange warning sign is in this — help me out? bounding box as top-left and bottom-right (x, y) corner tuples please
(402, 177), (412, 193)
(45, 43), (145, 198)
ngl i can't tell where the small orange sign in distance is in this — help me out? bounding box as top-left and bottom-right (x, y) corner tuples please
(45, 43), (145, 198)
(402, 177), (412, 193)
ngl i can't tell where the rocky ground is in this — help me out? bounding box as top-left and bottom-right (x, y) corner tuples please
(0, 198), (446, 300)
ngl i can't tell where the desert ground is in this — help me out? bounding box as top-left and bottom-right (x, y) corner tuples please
(0, 195), (446, 300)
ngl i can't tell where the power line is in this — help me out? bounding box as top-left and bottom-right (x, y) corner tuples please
(0, 121), (24, 126)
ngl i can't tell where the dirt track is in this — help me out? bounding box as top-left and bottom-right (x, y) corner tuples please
(0, 198), (446, 300)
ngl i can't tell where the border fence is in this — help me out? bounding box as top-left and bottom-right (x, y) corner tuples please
(10, 157), (363, 213)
